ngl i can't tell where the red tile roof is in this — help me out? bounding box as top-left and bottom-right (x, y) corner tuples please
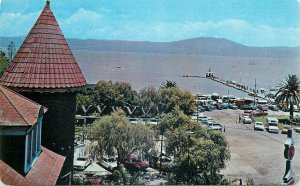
(0, 146), (65, 186)
(0, 85), (45, 126)
(0, 1), (86, 92)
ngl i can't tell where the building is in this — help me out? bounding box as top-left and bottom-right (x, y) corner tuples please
(0, 1), (87, 184)
(0, 85), (65, 185)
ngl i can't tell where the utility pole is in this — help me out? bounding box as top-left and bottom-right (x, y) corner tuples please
(254, 78), (256, 105)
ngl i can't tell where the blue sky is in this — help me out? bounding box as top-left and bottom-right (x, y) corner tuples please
(0, 0), (300, 46)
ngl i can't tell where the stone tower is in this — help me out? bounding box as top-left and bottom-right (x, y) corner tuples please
(0, 1), (86, 184)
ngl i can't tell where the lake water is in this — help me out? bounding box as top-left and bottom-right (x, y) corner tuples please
(74, 51), (300, 97)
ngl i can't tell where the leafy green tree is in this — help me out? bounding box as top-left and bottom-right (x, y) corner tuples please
(159, 87), (195, 116)
(92, 81), (139, 115)
(275, 74), (300, 119)
(165, 122), (230, 185)
(0, 50), (10, 77)
(88, 110), (155, 168)
(159, 107), (191, 133)
(139, 85), (160, 117)
(76, 88), (95, 115)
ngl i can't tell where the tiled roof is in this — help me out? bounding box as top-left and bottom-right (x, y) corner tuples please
(0, 146), (65, 186)
(0, 1), (86, 92)
(0, 85), (45, 126)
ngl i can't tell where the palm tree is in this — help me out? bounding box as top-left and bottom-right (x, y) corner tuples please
(275, 74), (300, 119)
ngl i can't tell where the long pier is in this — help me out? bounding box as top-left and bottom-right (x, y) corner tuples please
(207, 77), (268, 100)
(181, 74), (268, 100)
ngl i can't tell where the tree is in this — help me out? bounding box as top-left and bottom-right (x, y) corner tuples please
(159, 107), (191, 133)
(92, 81), (139, 115)
(0, 50), (10, 77)
(275, 74), (300, 119)
(88, 110), (155, 168)
(76, 88), (94, 115)
(139, 85), (160, 117)
(165, 122), (230, 185)
(159, 87), (195, 116)
(161, 80), (177, 89)
(7, 41), (16, 61)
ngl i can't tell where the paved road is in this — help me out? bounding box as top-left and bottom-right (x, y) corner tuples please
(204, 109), (300, 185)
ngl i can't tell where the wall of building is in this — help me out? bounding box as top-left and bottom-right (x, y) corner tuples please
(22, 92), (77, 184)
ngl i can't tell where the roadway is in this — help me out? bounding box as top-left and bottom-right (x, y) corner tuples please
(204, 109), (300, 185)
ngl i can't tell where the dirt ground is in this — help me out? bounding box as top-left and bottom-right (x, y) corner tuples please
(204, 109), (300, 185)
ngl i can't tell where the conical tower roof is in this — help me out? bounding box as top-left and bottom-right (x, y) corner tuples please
(0, 1), (86, 92)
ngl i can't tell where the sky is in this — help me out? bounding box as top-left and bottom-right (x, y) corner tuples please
(0, 0), (300, 47)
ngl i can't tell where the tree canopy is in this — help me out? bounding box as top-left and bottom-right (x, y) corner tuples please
(76, 80), (196, 117)
(275, 74), (300, 119)
(88, 110), (155, 166)
(165, 121), (230, 185)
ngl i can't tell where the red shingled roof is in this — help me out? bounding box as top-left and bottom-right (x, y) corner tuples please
(0, 85), (46, 126)
(0, 147), (65, 186)
(0, 1), (86, 92)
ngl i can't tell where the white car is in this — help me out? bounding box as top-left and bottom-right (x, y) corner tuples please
(206, 123), (222, 131)
(74, 157), (91, 170)
(254, 122), (264, 131)
(243, 116), (252, 124)
(101, 156), (118, 170)
(268, 125), (279, 133)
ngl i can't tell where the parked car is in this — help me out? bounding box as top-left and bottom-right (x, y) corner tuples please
(123, 155), (149, 171)
(281, 126), (291, 134)
(269, 105), (280, 111)
(228, 103), (238, 110)
(257, 104), (269, 111)
(74, 157), (91, 170)
(100, 155), (118, 170)
(243, 116), (252, 124)
(290, 118), (300, 125)
(252, 110), (268, 117)
(254, 122), (264, 131)
(220, 103), (229, 109)
(198, 106), (205, 112)
(266, 117), (279, 133)
(295, 128), (300, 133)
(203, 105), (213, 111)
(206, 123), (222, 131)
(242, 104), (256, 110)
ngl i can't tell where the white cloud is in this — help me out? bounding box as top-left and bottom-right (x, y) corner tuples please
(0, 11), (39, 37)
(59, 8), (103, 39)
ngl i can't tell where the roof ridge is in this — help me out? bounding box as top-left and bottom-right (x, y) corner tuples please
(0, 86), (29, 126)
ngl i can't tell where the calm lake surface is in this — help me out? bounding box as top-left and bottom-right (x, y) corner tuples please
(75, 51), (300, 97)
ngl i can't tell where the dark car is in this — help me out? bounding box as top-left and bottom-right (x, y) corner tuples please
(203, 105), (212, 111)
(257, 104), (269, 111)
(290, 118), (300, 125)
(228, 103), (238, 110)
(269, 105), (280, 111)
(252, 110), (268, 117)
(220, 103), (228, 109)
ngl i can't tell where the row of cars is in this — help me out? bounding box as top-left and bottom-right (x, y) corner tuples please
(197, 114), (223, 131)
(198, 103), (238, 112)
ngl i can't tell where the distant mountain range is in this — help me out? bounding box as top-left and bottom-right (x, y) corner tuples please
(1, 36), (299, 59)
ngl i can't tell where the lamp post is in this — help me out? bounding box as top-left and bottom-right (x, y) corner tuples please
(186, 131), (194, 184)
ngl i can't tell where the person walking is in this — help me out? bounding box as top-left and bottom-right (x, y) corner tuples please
(223, 126), (226, 132)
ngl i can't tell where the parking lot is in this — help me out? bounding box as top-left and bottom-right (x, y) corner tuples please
(204, 109), (300, 185)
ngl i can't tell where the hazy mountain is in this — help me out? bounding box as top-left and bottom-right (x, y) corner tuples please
(1, 36), (299, 58)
